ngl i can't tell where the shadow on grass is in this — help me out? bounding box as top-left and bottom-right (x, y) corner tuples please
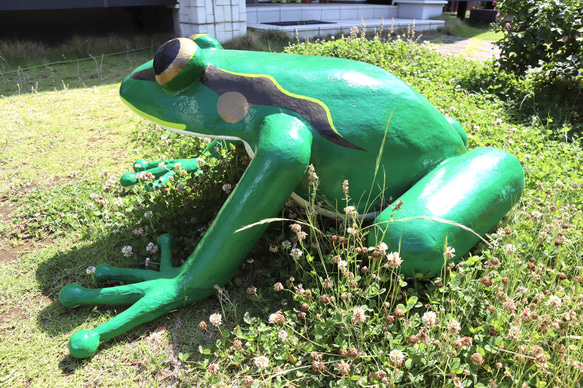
(33, 229), (258, 371)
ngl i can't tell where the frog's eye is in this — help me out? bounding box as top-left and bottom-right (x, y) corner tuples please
(189, 34), (223, 50)
(153, 38), (205, 90)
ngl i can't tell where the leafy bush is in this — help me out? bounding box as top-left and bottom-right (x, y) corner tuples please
(496, 0), (583, 80)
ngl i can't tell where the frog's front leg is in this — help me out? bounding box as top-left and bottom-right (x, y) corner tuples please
(119, 138), (234, 190)
(370, 147), (525, 277)
(59, 114), (313, 358)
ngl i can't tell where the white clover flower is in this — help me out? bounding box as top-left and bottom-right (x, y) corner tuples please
(278, 330), (288, 341)
(447, 319), (461, 335)
(290, 223), (301, 233)
(388, 349), (405, 367)
(351, 306), (367, 325)
(254, 355), (269, 370)
(86, 266), (96, 274)
(209, 313), (222, 327)
(281, 240), (292, 250)
(505, 244), (517, 255)
(146, 242), (158, 254)
(377, 242), (388, 254)
(444, 246), (456, 260)
(268, 311), (286, 324)
(335, 360), (350, 376)
(344, 205), (356, 213)
(509, 325), (521, 341)
(290, 248), (303, 260)
(121, 245), (133, 257)
(344, 206), (359, 217)
(207, 363), (220, 375)
(273, 282), (284, 292)
(386, 252), (403, 269)
(144, 210), (153, 218)
(547, 295), (562, 308)
(422, 311), (438, 327)
(222, 183), (232, 194)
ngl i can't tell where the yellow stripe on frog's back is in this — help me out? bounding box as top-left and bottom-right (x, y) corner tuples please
(201, 65), (364, 150)
(221, 68), (341, 139)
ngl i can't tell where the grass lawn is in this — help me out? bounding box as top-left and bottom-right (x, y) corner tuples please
(436, 14), (505, 42)
(1, 29), (582, 387)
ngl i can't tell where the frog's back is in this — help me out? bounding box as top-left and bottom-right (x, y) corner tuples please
(206, 49), (467, 207)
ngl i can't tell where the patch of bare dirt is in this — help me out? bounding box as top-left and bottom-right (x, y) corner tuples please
(0, 192), (53, 263)
(0, 195), (20, 263)
(0, 307), (26, 329)
(0, 242), (30, 263)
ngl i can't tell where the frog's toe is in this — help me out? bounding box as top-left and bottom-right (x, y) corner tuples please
(146, 171), (176, 191)
(120, 171), (140, 187)
(59, 281), (152, 307)
(121, 159), (201, 189)
(69, 330), (101, 359)
(94, 234), (178, 283)
(132, 159), (149, 172)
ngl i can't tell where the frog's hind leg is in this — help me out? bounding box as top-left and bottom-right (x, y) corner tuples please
(369, 147), (524, 277)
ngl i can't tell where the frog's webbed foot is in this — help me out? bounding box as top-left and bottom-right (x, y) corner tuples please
(120, 158), (200, 191)
(60, 279), (186, 359)
(120, 139), (235, 190)
(59, 234), (197, 358)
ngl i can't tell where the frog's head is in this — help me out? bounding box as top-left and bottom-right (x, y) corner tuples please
(120, 35), (228, 136)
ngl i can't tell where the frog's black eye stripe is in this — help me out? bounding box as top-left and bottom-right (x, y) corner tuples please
(153, 38), (198, 86)
(130, 66), (156, 82)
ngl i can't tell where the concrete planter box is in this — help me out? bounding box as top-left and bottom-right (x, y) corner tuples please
(397, 0), (446, 19)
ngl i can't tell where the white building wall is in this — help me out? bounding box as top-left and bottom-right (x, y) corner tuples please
(178, 0), (246, 43)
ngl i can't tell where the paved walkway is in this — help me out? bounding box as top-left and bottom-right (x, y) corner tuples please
(422, 34), (500, 62)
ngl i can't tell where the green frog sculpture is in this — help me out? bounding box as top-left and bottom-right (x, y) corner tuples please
(59, 34), (525, 358)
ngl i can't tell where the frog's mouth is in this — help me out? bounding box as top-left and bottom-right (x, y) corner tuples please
(120, 96), (187, 131)
(120, 95), (256, 159)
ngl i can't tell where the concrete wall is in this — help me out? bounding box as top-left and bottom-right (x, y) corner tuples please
(178, 0), (247, 42)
